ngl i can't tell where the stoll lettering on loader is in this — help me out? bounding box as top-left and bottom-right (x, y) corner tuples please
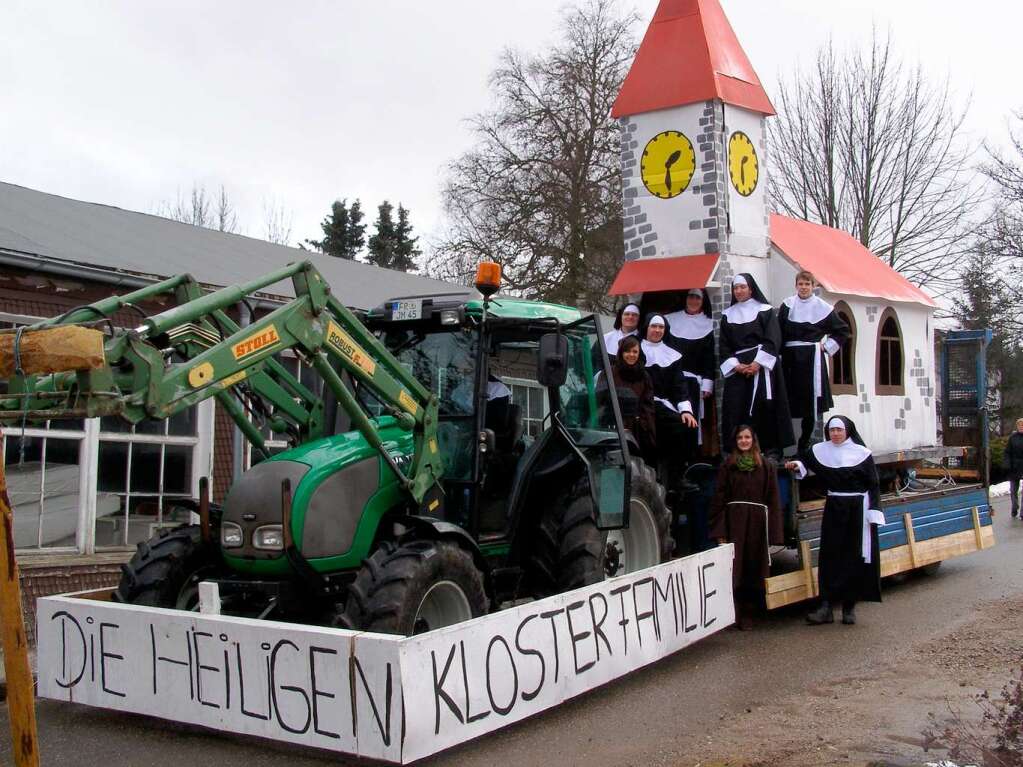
(0, 260), (673, 635)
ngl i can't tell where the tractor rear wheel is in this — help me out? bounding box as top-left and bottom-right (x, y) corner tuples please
(337, 539), (488, 635)
(604, 457), (673, 578)
(529, 482), (607, 598)
(113, 524), (219, 609)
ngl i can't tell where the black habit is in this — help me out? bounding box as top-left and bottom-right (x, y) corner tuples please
(719, 275), (795, 453)
(793, 419), (883, 604)
(642, 334), (697, 488)
(778, 295), (850, 420)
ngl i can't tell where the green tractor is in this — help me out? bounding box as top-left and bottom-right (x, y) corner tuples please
(0, 261), (671, 635)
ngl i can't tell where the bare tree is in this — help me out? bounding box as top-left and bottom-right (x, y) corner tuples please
(159, 183), (239, 233)
(983, 111), (1023, 280)
(427, 0), (637, 312)
(261, 197), (294, 246)
(769, 32), (982, 294)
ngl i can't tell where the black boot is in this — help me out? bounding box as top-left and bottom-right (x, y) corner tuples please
(842, 601), (857, 625)
(806, 600), (834, 625)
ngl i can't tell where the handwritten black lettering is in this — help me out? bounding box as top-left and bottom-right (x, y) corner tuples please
(51, 611), (86, 689)
(564, 600), (595, 675)
(539, 608), (565, 684)
(269, 639), (311, 735)
(431, 645), (462, 734)
(485, 635), (518, 716)
(309, 646), (340, 739)
(514, 614), (545, 703)
(653, 571), (678, 640)
(609, 585), (632, 654)
(701, 562), (717, 628)
(631, 578), (656, 648)
(192, 630), (220, 709)
(98, 622), (125, 698)
(588, 592), (611, 663)
(350, 654), (394, 746)
(460, 641), (489, 724)
(678, 572), (698, 633)
(235, 642), (270, 721)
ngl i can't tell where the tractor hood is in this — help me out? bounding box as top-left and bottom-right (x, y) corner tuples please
(221, 419), (414, 573)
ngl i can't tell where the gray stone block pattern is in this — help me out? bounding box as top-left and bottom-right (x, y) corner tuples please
(865, 305), (879, 323)
(619, 116), (651, 263)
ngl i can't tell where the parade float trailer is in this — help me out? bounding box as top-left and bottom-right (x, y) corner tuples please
(604, 0), (994, 604)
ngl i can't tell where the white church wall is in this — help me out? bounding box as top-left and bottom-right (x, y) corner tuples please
(820, 293), (937, 453)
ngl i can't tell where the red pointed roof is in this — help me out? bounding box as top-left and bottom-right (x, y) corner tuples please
(769, 214), (937, 308)
(612, 0), (775, 118)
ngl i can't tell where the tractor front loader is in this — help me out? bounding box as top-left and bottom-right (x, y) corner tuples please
(0, 260), (672, 635)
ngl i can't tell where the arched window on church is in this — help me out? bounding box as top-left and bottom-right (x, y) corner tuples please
(830, 301), (856, 395)
(876, 307), (904, 395)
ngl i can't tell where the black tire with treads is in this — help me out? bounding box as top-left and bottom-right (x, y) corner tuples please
(113, 524), (219, 608)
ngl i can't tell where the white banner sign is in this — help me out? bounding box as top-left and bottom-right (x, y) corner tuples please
(37, 545), (733, 763)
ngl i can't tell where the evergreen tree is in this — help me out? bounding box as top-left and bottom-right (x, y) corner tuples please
(366, 201), (398, 269)
(392, 204), (420, 272)
(304, 199), (365, 259)
(367, 202), (419, 272)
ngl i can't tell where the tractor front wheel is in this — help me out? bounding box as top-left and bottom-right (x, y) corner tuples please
(604, 457), (673, 578)
(337, 539), (488, 635)
(113, 524), (219, 610)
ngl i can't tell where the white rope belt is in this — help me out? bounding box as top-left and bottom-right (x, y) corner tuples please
(735, 344), (771, 416)
(785, 340), (827, 421)
(827, 490), (886, 563)
(726, 501), (771, 565)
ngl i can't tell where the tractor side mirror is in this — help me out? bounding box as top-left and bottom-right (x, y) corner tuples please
(537, 333), (568, 388)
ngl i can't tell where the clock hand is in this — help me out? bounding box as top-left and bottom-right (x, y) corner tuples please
(740, 155), (749, 185)
(664, 150), (682, 192)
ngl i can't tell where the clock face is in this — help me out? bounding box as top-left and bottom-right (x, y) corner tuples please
(640, 130), (695, 199)
(728, 131), (759, 196)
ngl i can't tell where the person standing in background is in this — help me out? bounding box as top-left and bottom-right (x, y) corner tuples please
(665, 288), (718, 454)
(1007, 418), (1023, 518)
(603, 303), (642, 355)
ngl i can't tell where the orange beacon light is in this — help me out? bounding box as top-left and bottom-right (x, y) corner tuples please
(474, 262), (501, 297)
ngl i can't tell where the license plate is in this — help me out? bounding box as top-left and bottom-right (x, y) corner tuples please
(390, 299), (422, 321)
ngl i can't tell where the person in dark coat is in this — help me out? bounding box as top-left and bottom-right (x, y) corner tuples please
(1007, 417), (1023, 518)
(608, 335), (657, 466)
(719, 273), (794, 456)
(778, 270), (851, 453)
(709, 424), (783, 630)
(642, 315), (698, 493)
(665, 288), (717, 453)
(603, 303), (642, 355)
(785, 415), (884, 625)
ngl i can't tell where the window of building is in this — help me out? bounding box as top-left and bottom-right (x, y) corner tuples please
(875, 307), (905, 395)
(507, 379), (548, 437)
(0, 312), (214, 554)
(830, 301), (856, 395)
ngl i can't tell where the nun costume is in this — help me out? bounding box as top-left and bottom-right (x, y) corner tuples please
(642, 315), (698, 490)
(779, 292), (850, 451)
(665, 288), (717, 450)
(719, 274), (794, 454)
(787, 416), (884, 625)
(603, 303), (642, 355)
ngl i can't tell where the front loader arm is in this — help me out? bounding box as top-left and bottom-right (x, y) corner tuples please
(0, 261), (443, 505)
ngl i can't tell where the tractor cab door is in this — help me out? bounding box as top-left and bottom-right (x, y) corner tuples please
(553, 315), (631, 530)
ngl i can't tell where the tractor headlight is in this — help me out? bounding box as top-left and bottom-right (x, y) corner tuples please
(221, 522), (243, 548)
(253, 524), (285, 551)
(439, 309), (460, 326)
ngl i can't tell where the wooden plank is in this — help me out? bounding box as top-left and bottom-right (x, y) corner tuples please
(916, 467), (981, 480)
(0, 440), (40, 766)
(903, 512), (918, 568)
(0, 325), (105, 378)
(799, 539), (816, 598)
(972, 506), (984, 550)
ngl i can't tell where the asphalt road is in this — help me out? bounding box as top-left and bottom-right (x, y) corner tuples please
(4, 495), (1020, 767)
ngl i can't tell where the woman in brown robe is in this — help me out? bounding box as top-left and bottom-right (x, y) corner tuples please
(709, 424), (784, 629)
(609, 335), (657, 465)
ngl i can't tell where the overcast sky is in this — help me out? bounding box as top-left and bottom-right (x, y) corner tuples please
(1, 0), (1017, 263)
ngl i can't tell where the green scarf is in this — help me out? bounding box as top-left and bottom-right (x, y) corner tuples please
(735, 453), (757, 472)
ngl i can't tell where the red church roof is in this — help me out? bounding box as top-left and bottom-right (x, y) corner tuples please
(612, 0), (775, 118)
(769, 214), (937, 308)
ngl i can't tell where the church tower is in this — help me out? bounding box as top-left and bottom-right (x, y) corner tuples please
(609, 0), (775, 312)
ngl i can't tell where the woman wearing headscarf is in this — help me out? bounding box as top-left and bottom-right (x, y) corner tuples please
(719, 273), (794, 456)
(604, 335), (657, 465)
(785, 415), (884, 625)
(665, 288), (717, 453)
(642, 315), (698, 492)
(603, 303), (642, 355)
(709, 424), (783, 630)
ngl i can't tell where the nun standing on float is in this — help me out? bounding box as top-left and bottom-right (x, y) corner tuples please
(603, 303), (642, 355)
(665, 288), (717, 452)
(785, 416), (885, 625)
(719, 274), (794, 456)
(642, 315), (699, 492)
